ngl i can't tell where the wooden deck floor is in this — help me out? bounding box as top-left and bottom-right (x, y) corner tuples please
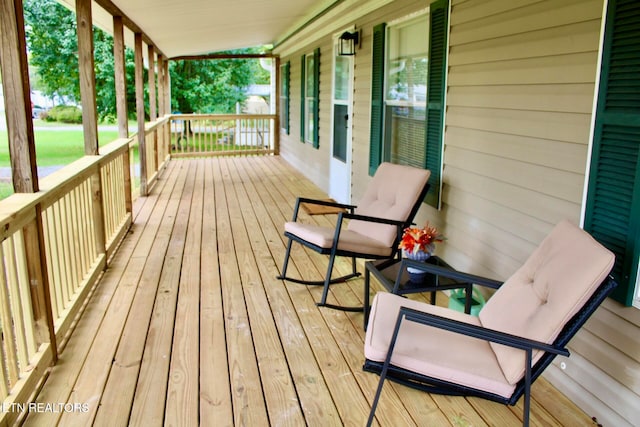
(24, 156), (595, 426)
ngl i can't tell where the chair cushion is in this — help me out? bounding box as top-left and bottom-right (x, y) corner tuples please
(365, 292), (515, 398)
(348, 163), (430, 247)
(479, 220), (615, 385)
(284, 222), (394, 257)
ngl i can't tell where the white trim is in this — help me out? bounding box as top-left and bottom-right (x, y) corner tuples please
(579, 0), (610, 228)
(385, 100), (427, 108)
(277, 0), (341, 44)
(387, 7), (429, 27)
(329, 37), (354, 203)
(634, 264), (640, 309)
(274, 0), (393, 57)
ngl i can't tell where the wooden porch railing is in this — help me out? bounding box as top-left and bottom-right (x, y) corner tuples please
(129, 116), (172, 197)
(0, 112), (273, 424)
(170, 114), (278, 157)
(0, 129), (170, 425)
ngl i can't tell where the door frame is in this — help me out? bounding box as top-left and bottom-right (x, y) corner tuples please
(329, 33), (355, 203)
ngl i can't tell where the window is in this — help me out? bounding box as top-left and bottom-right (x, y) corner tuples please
(300, 48), (320, 148)
(385, 16), (429, 169)
(369, 0), (448, 207)
(583, 0), (639, 307)
(280, 62), (290, 134)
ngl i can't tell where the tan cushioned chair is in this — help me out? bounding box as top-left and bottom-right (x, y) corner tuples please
(364, 220), (616, 426)
(278, 162), (431, 311)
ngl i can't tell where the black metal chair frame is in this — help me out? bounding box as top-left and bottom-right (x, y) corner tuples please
(277, 183), (429, 312)
(364, 260), (617, 427)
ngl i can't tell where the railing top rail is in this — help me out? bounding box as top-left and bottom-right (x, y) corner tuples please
(0, 137), (134, 239)
(0, 193), (40, 240)
(170, 113), (277, 121)
(145, 115), (171, 134)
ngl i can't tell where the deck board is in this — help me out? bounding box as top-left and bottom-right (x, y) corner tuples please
(23, 156), (595, 426)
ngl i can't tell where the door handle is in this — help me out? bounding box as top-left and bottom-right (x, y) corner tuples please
(344, 114), (349, 129)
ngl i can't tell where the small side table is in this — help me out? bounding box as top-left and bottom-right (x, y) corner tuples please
(363, 256), (472, 329)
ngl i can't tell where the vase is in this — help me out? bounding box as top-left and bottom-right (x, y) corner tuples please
(403, 249), (432, 283)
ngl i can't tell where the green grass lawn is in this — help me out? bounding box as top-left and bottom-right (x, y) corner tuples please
(0, 127), (121, 199)
(0, 130), (120, 167)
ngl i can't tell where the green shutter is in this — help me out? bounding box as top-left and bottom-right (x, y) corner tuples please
(424, 0), (449, 207)
(300, 55), (306, 142)
(312, 47), (320, 149)
(282, 61), (290, 134)
(369, 23), (386, 176)
(584, 0), (640, 306)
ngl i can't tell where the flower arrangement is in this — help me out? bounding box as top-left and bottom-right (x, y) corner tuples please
(398, 222), (445, 255)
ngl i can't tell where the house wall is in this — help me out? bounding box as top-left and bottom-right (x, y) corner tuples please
(279, 39), (333, 191)
(276, 0), (428, 196)
(275, 0), (640, 425)
(444, 1), (639, 426)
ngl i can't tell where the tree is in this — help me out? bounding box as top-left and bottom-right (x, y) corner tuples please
(24, 0), (80, 103)
(24, 0), (140, 121)
(170, 53), (266, 114)
(24, 0), (270, 119)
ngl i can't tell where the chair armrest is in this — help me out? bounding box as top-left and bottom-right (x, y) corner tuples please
(291, 197), (357, 220)
(327, 212), (407, 255)
(339, 212), (406, 227)
(297, 197), (357, 210)
(401, 258), (503, 290)
(398, 306), (569, 356)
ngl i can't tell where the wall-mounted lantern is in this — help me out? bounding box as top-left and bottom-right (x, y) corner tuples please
(338, 30), (360, 56)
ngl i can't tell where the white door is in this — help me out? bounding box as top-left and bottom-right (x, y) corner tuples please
(329, 46), (354, 204)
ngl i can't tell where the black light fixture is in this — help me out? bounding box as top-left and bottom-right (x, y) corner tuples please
(338, 30), (360, 56)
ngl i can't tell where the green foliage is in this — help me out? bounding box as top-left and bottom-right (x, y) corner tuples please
(24, 0), (79, 102)
(24, 0), (139, 120)
(44, 105), (83, 124)
(24, 0), (271, 118)
(170, 48), (271, 114)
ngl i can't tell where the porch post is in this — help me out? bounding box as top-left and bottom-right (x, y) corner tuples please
(113, 15), (133, 213)
(147, 45), (158, 172)
(157, 55), (165, 117)
(164, 60), (171, 117)
(157, 54), (166, 157)
(164, 59), (171, 154)
(76, 0), (99, 155)
(76, 0), (107, 259)
(134, 32), (148, 196)
(148, 46), (157, 121)
(0, 0), (57, 359)
(274, 56), (281, 155)
(113, 16), (128, 139)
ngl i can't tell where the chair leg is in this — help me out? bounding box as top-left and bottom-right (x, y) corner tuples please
(318, 252), (337, 306)
(523, 350), (533, 427)
(366, 370), (387, 427)
(367, 311), (405, 427)
(276, 238), (293, 280)
(317, 254), (364, 312)
(351, 256), (358, 277)
(278, 235), (363, 308)
(278, 236), (361, 286)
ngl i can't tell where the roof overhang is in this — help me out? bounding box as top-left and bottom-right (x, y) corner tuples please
(56, 0), (342, 58)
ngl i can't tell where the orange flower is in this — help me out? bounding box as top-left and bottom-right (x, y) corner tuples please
(398, 222), (445, 254)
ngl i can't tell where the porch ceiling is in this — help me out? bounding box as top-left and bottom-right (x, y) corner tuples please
(56, 0), (339, 58)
